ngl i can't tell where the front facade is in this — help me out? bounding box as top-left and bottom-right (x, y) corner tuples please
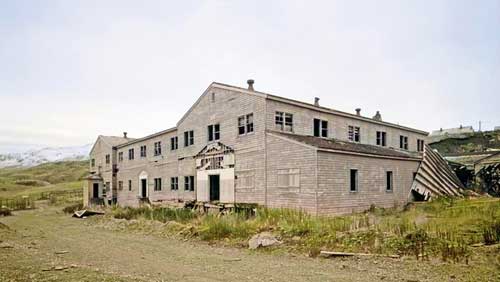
(86, 81), (439, 215)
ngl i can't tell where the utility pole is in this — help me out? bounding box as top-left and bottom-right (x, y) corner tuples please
(479, 120), (482, 132)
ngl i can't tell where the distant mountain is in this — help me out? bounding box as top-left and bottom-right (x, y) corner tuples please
(0, 144), (92, 168)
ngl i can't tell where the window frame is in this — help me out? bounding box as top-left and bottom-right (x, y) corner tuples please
(386, 171), (393, 192)
(313, 118), (328, 138)
(376, 131), (387, 147)
(208, 124), (220, 142)
(170, 136), (178, 150)
(417, 139), (425, 152)
(118, 152), (123, 162)
(140, 145), (147, 158)
(184, 131), (194, 147)
(128, 180), (132, 191)
(154, 141), (162, 156)
(105, 154), (110, 164)
(184, 176), (195, 191)
(348, 126), (361, 142)
(400, 135), (408, 150)
(128, 148), (135, 160)
(170, 177), (179, 190)
(154, 178), (162, 191)
(350, 169), (358, 192)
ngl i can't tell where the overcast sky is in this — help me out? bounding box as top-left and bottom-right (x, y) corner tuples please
(1, 0), (499, 149)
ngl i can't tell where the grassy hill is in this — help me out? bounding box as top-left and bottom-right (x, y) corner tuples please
(430, 130), (500, 155)
(0, 161), (88, 198)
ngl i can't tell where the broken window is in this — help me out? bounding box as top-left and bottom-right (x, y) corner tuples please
(348, 126), (360, 142)
(376, 131), (387, 146)
(350, 169), (358, 192)
(128, 148), (134, 160)
(184, 176), (195, 191)
(128, 180), (132, 191)
(417, 139), (425, 152)
(170, 177), (179, 190)
(154, 178), (162, 191)
(118, 152), (123, 162)
(275, 112), (293, 132)
(140, 145), (147, 157)
(105, 154), (110, 164)
(208, 124), (220, 142)
(170, 136), (178, 150)
(277, 168), (300, 187)
(154, 141), (161, 156)
(313, 118), (328, 137)
(400, 135), (408, 150)
(238, 113), (254, 135)
(184, 131), (194, 147)
(386, 171), (393, 192)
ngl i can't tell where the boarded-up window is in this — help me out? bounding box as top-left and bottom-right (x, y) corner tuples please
(236, 171), (255, 189)
(277, 169), (300, 187)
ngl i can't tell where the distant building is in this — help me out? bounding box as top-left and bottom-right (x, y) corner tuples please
(429, 125), (475, 143)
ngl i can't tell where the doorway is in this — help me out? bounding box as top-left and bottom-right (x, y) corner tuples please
(209, 175), (220, 201)
(93, 183), (99, 198)
(141, 179), (147, 198)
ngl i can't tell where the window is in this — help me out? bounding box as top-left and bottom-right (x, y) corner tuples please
(118, 152), (123, 162)
(128, 180), (132, 191)
(184, 176), (195, 191)
(350, 169), (358, 192)
(277, 169), (300, 187)
(376, 131), (387, 146)
(400, 135), (408, 150)
(154, 178), (162, 191)
(386, 171), (393, 192)
(154, 141), (162, 156)
(128, 148), (135, 160)
(348, 126), (360, 142)
(140, 145), (147, 158)
(105, 154), (110, 164)
(275, 112), (293, 132)
(91, 159), (95, 167)
(417, 139), (425, 152)
(170, 177), (179, 190)
(170, 136), (178, 150)
(313, 119), (328, 137)
(208, 124), (220, 142)
(236, 171), (255, 189)
(118, 181), (123, 191)
(184, 131), (194, 147)
(238, 113), (254, 135)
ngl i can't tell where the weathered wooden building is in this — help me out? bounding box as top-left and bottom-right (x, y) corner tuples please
(86, 80), (462, 214)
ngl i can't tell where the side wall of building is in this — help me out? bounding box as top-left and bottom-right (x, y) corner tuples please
(317, 151), (420, 215)
(89, 138), (113, 198)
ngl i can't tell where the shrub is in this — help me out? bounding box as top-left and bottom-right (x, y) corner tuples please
(0, 207), (12, 217)
(482, 220), (500, 245)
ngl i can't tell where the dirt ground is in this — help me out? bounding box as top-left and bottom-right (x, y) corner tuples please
(0, 205), (498, 282)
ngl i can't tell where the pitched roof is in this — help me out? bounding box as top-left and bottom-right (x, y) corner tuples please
(268, 131), (421, 160)
(89, 135), (135, 155)
(115, 127), (177, 148)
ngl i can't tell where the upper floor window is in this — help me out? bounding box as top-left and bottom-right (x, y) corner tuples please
(184, 176), (195, 191)
(376, 131), (387, 146)
(128, 148), (135, 160)
(91, 159), (95, 167)
(170, 177), (179, 190)
(154, 141), (162, 156)
(313, 119), (328, 137)
(417, 139), (425, 152)
(118, 152), (123, 162)
(184, 131), (194, 147)
(348, 126), (360, 142)
(154, 178), (162, 191)
(208, 124), (220, 142)
(105, 154), (110, 164)
(170, 136), (178, 150)
(275, 111), (293, 132)
(238, 113), (254, 135)
(140, 145), (147, 158)
(400, 135), (408, 150)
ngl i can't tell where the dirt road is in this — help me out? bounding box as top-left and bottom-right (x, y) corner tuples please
(0, 206), (496, 282)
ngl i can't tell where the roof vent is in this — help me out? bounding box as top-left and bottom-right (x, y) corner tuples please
(355, 108), (361, 116)
(372, 111), (382, 121)
(123, 132), (128, 138)
(314, 97), (320, 106)
(247, 79), (255, 91)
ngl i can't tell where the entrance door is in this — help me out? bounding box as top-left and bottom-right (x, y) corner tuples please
(209, 175), (220, 201)
(93, 183), (99, 198)
(141, 179), (147, 198)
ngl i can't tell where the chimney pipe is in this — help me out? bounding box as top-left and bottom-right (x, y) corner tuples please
(123, 132), (128, 138)
(355, 108), (361, 116)
(247, 79), (255, 91)
(314, 97), (320, 106)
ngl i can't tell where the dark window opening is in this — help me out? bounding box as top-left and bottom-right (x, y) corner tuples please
(386, 171), (393, 191)
(350, 169), (358, 192)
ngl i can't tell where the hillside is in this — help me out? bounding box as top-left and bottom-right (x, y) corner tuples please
(0, 160), (89, 198)
(429, 130), (500, 155)
(0, 144), (92, 168)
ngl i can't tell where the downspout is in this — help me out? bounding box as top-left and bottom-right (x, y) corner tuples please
(264, 98), (268, 207)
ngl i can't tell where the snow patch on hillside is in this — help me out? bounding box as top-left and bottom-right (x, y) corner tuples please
(0, 144), (92, 168)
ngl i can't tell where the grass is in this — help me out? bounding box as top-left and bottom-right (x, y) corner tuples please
(108, 198), (500, 262)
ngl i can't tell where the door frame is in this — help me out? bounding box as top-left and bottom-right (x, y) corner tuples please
(138, 171), (148, 198)
(92, 183), (100, 198)
(209, 174), (220, 201)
